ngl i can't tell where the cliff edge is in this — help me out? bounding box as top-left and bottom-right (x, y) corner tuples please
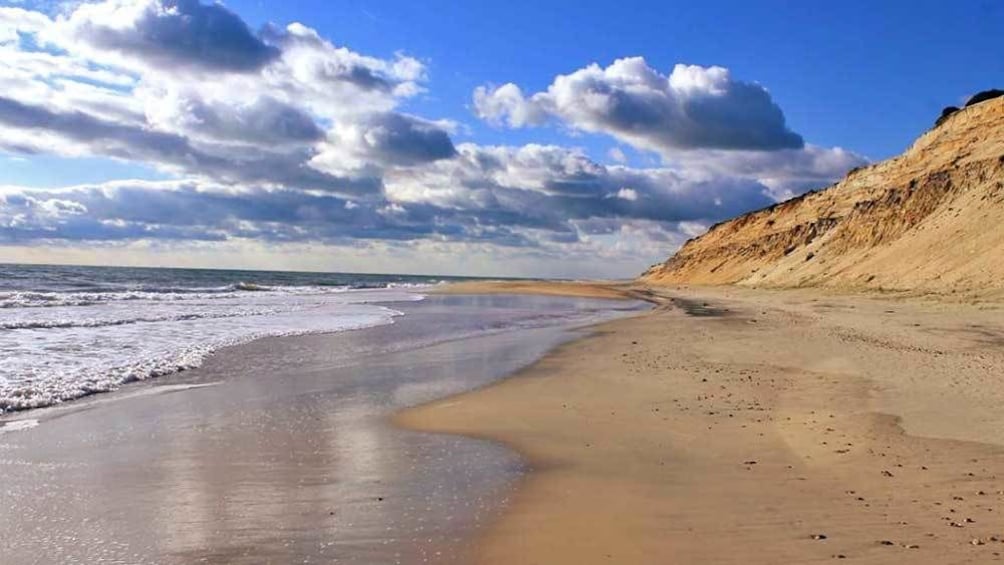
(641, 95), (1004, 293)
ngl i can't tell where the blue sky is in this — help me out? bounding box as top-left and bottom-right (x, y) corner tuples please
(231, 0), (1003, 159)
(0, 0), (1000, 277)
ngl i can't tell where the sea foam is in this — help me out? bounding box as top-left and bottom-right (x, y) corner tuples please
(0, 286), (425, 413)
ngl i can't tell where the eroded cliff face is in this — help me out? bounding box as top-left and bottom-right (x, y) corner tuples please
(641, 97), (1004, 293)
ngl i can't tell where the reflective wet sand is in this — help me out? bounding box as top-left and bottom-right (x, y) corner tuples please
(0, 294), (645, 564)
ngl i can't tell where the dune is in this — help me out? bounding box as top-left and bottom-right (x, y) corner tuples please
(642, 94), (1004, 298)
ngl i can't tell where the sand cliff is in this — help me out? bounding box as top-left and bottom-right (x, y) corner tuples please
(642, 96), (1004, 294)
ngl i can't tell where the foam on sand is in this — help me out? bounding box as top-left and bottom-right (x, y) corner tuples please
(0, 419), (39, 434)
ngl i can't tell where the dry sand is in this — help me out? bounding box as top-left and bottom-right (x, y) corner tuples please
(398, 282), (1004, 564)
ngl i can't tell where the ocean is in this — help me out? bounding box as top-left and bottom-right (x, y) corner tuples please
(0, 263), (485, 413)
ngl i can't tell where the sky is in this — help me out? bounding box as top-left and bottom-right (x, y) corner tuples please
(0, 0), (1000, 278)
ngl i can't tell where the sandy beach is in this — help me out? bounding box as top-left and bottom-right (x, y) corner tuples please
(399, 282), (1004, 564)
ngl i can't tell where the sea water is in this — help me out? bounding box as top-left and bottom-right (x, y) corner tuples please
(0, 264), (477, 412)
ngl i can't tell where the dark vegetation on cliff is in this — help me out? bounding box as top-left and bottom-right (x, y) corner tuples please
(935, 89), (1003, 128)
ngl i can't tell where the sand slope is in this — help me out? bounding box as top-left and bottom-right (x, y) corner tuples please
(642, 97), (1004, 295)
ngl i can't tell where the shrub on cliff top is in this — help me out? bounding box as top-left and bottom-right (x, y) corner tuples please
(965, 89), (1004, 107)
(933, 90), (1003, 129)
(935, 106), (960, 127)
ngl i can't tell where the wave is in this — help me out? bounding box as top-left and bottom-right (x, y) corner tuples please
(0, 282), (436, 309)
(0, 305), (405, 413)
(0, 419), (39, 434)
(385, 281), (446, 289)
(0, 306), (293, 330)
(234, 281), (272, 292)
(0, 285), (337, 309)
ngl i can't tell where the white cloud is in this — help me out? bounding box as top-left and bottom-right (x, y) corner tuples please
(607, 147), (627, 163)
(666, 144), (867, 200)
(0, 1), (437, 197)
(614, 187), (638, 201)
(49, 0), (280, 73)
(0, 7), (50, 42)
(474, 57), (804, 153)
(311, 113), (457, 175)
(473, 82), (545, 127)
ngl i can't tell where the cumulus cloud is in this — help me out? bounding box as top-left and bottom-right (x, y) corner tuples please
(53, 0), (280, 73)
(474, 57), (804, 153)
(472, 83), (545, 128)
(0, 0), (434, 197)
(265, 22), (425, 98)
(0, 7), (50, 40)
(146, 94), (325, 146)
(613, 187), (638, 201)
(0, 96), (377, 195)
(312, 113), (457, 174)
(667, 144), (867, 200)
(383, 143), (778, 229)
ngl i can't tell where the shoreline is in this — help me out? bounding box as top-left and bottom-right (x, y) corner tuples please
(0, 281), (651, 421)
(436, 279), (648, 300)
(397, 282), (1004, 563)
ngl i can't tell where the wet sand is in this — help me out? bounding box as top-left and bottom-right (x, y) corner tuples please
(439, 280), (644, 301)
(400, 283), (1004, 564)
(0, 293), (644, 564)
